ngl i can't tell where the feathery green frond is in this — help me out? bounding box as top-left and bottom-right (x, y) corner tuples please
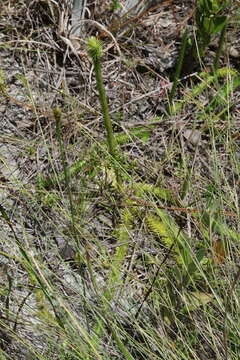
(147, 214), (174, 249)
(133, 183), (172, 201)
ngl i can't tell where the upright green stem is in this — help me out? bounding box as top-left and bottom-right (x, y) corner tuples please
(168, 29), (188, 114)
(94, 62), (116, 158)
(87, 37), (121, 184)
(213, 24), (227, 72)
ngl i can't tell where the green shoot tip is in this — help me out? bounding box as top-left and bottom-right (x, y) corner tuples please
(87, 37), (103, 61)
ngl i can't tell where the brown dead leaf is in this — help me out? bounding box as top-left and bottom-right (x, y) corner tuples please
(212, 237), (225, 264)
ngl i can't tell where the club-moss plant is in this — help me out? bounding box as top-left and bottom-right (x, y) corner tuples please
(87, 36), (121, 185)
(171, 67), (239, 115)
